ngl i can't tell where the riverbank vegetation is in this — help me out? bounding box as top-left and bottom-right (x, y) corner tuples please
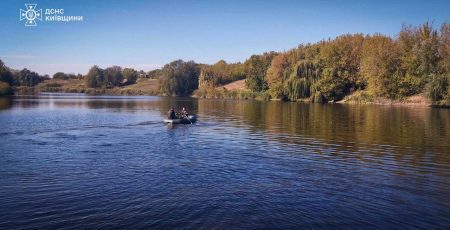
(0, 60), (49, 95)
(0, 22), (449, 105)
(194, 22), (450, 105)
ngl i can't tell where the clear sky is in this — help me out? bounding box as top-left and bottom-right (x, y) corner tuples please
(0, 0), (448, 76)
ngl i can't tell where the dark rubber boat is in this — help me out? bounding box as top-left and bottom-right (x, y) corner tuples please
(164, 115), (197, 124)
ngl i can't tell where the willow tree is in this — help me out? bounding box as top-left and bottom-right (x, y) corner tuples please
(284, 61), (320, 101)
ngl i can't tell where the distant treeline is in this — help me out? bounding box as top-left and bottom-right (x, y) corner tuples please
(84, 65), (138, 88)
(0, 61), (50, 95)
(158, 22), (450, 104)
(53, 72), (83, 80)
(1, 22), (449, 104)
(0, 62), (141, 95)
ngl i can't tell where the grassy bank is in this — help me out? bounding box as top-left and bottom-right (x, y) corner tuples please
(193, 87), (271, 100)
(192, 86), (450, 107)
(339, 91), (433, 106)
(192, 79), (271, 100)
(33, 78), (160, 95)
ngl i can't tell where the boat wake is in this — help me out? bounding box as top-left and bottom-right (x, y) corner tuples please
(132, 121), (160, 126)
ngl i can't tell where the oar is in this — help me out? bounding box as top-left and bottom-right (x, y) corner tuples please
(183, 114), (193, 124)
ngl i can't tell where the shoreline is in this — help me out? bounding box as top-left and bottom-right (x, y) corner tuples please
(9, 88), (450, 108)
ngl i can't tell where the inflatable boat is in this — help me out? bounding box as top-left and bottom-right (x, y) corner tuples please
(164, 115), (197, 124)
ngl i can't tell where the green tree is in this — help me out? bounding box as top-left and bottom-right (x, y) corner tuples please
(122, 68), (138, 85)
(199, 60), (245, 89)
(104, 66), (123, 88)
(159, 60), (200, 96)
(361, 34), (402, 97)
(148, 69), (162, 79)
(245, 53), (276, 92)
(398, 23), (440, 91)
(426, 74), (449, 101)
(0, 59), (14, 85)
(14, 68), (43, 87)
(318, 34), (365, 93)
(284, 61), (320, 101)
(439, 23), (450, 73)
(53, 72), (68, 80)
(312, 67), (346, 102)
(414, 23), (440, 77)
(85, 65), (103, 88)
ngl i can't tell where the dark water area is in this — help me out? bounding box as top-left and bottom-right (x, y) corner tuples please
(0, 93), (449, 229)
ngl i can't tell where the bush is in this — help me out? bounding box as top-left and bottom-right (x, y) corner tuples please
(393, 73), (423, 98)
(269, 82), (284, 99)
(426, 74), (449, 102)
(343, 91), (375, 103)
(0, 82), (13, 95)
(312, 69), (346, 102)
(256, 91), (271, 101)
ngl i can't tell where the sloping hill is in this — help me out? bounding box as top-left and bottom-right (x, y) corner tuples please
(36, 78), (160, 95)
(122, 78), (159, 93)
(220, 79), (246, 90)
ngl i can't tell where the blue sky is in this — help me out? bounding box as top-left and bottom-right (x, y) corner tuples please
(0, 0), (448, 75)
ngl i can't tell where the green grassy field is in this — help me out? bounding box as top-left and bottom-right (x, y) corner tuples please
(35, 78), (160, 95)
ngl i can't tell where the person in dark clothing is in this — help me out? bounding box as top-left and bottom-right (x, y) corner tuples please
(168, 107), (176, 119)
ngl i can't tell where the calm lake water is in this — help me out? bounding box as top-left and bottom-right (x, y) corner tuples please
(0, 93), (449, 229)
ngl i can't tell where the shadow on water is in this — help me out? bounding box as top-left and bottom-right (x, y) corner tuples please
(0, 97), (12, 111)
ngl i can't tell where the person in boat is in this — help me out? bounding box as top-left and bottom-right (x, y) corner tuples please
(180, 107), (189, 118)
(168, 107), (176, 119)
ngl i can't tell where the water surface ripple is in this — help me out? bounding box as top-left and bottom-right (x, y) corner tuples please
(0, 94), (449, 229)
